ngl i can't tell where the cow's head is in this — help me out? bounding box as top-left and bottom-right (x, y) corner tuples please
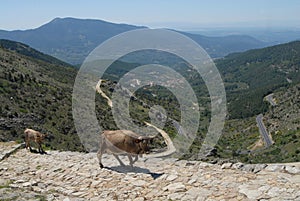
(41, 133), (48, 140)
(135, 136), (154, 154)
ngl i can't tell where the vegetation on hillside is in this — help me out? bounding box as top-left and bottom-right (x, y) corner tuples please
(0, 40), (84, 151)
(0, 39), (70, 67)
(216, 40), (300, 119)
(216, 92), (300, 163)
(0, 39), (299, 163)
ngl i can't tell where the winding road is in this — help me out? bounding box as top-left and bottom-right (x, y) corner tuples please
(96, 80), (112, 107)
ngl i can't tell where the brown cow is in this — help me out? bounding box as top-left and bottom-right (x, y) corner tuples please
(24, 128), (47, 153)
(97, 130), (153, 168)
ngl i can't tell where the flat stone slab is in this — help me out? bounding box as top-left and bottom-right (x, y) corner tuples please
(0, 141), (24, 161)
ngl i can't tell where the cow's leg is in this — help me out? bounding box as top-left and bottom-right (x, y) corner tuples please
(128, 155), (134, 167)
(38, 143), (44, 154)
(132, 155), (139, 163)
(97, 138), (108, 168)
(113, 154), (125, 166)
(27, 140), (32, 152)
(25, 138), (29, 149)
(97, 148), (104, 168)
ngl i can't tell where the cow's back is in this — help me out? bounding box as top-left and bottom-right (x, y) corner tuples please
(24, 129), (44, 142)
(24, 128), (34, 139)
(102, 130), (138, 154)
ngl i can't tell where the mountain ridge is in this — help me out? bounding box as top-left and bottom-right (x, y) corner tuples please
(0, 17), (147, 64)
(0, 39), (72, 67)
(0, 17), (267, 65)
(178, 31), (266, 58)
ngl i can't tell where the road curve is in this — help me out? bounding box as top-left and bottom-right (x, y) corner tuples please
(265, 94), (277, 106)
(143, 122), (176, 158)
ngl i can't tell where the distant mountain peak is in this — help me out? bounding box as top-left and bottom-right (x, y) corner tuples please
(48, 17), (146, 28)
(0, 17), (266, 64)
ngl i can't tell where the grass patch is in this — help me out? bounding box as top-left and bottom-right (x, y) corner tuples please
(34, 195), (47, 201)
(0, 180), (12, 189)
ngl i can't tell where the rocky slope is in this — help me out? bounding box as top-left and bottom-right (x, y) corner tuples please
(0, 142), (299, 201)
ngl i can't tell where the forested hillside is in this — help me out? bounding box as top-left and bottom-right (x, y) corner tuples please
(216, 40), (300, 119)
(0, 39), (83, 151)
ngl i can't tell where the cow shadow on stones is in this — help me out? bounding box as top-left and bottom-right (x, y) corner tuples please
(29, 149), (48, 155)
(106, 166), (164, 179)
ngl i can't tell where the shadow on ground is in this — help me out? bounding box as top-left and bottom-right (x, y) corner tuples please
(106, 166), (164, 179)
(29, 149), (48, 155)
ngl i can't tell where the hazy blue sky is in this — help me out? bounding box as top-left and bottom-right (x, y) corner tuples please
(1, 0), (299, 30)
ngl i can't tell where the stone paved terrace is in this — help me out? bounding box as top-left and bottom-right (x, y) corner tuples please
(0, 141), (299, 201)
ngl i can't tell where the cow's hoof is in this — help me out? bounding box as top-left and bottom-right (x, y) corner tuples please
(40, 151), (47, 155)
(99, 163), (104, 169)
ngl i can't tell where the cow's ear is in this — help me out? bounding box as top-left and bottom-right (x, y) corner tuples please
(135, 139), (141, 143)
